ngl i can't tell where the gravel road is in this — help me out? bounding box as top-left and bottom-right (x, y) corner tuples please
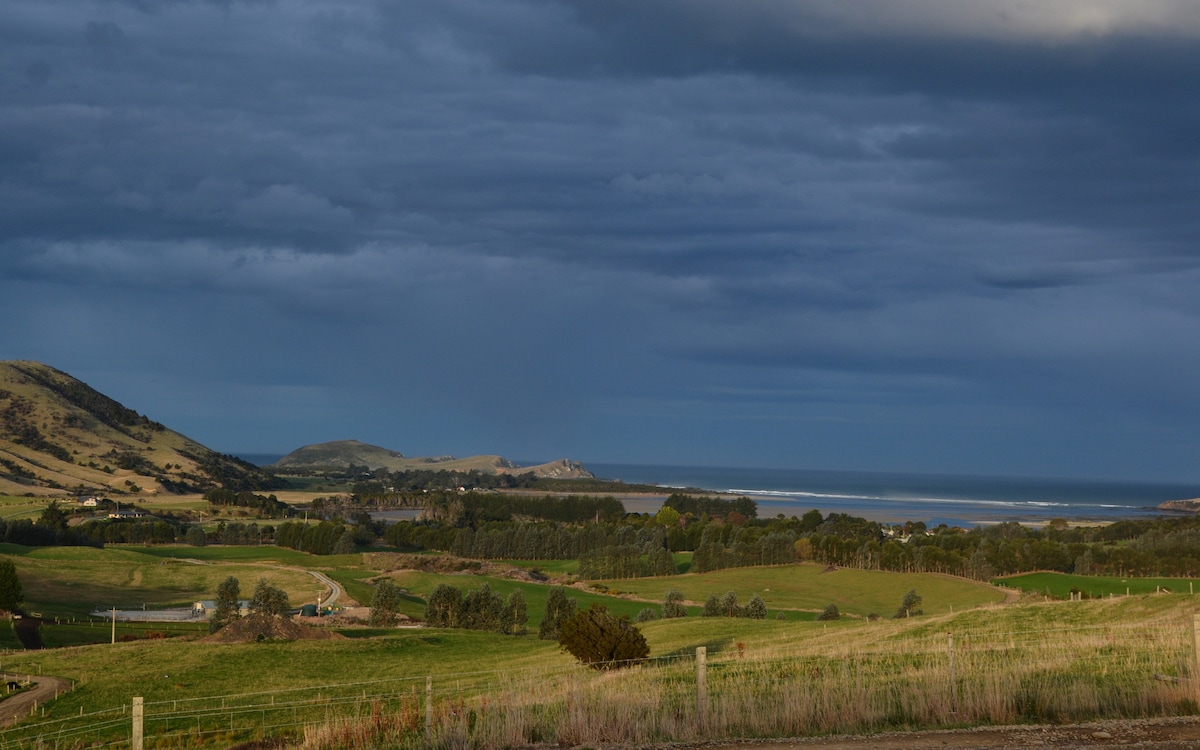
(699, 717), (1200, 750)
(0, 673), (73, 727)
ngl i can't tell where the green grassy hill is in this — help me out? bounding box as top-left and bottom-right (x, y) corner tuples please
(599, 562), (1007, 616)
(1, 587), (1195, 748)
(1, 543), (331, 620)
(995, 571), (1200, 599)
(4, 541), (1200, 749)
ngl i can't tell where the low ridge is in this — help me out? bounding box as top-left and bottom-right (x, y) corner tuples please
(271, 439), (593, 479)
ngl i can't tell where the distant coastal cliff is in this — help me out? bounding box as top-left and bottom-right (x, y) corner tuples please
(1156, 498), (1200, 513)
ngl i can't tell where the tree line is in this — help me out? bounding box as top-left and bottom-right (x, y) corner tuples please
(15, 487), (1200, 582)
(802, 515), (1200, 579)
(203, 489), (295, 519)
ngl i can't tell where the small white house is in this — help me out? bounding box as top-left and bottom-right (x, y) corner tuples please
(108, 509), (147, 519)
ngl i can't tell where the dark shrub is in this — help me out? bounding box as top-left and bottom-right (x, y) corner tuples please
(816, 603), (840, 621)
(559, 604), (649, 670)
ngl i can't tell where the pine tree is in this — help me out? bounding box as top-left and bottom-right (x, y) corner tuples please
(462, 583), (504, 631)
(210, 576), (240, 633)
(37, 501), (68, 532)
(425, 584), (463, 627)
(893, 589), (923, 619)
(648, 547), (678, 576)
(249, 579), (291, 618)
(332, 529), (356, 555)
(663, 589), (687, 618)
(745, 594), (767, 619)
(368, 579), (402, 627)
(0, 559), (23, 611)
(720, 590), (740, 617)
(539, 586), (577, 640)
(502, 589), (528, 635)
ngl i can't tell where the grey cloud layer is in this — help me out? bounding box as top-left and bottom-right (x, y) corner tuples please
(3, 0), (1197, 479)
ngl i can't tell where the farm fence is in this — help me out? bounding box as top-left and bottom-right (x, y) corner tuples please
(2, 614), (1199, 750)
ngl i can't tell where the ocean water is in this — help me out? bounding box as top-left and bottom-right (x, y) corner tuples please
(586, 463), (1200, 525)
(237, 453), (1198, 525)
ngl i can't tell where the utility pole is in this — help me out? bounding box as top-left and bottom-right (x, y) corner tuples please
(111, 607), (116, 644)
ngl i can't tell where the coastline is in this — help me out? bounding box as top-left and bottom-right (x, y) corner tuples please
(506, 490), (1134, 527)
(586, 463), (1191, 526)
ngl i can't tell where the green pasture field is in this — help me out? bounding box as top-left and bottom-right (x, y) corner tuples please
(135, 546), (381, 607)
(378, 571), (653, 624)
(438, 551), (698, 578)
(594, 562), (1007, 617)
(674, 550), (694, 573)
(1, 544), (334, 619)
(494, 558), (580, 575)
(886, 584), (1198, 640)
(2, 591), (1195, 729)
(321, 564), (386, 604)
(994, 571), (1200, 600)
(0, 612), (854, 720)
(122, 495), (209, 513)
(0, 628), (568, 716)
(1, 618), (211, 650)
(6, 534), (1200, 748)
(135, 545), (335, 566)
(0, 494), (54, 520)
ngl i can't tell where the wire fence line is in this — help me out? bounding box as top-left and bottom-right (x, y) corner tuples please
(1, 616), (1196, 750)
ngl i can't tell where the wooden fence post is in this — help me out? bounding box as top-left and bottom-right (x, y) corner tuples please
(1193, 614), (1200, 706)
(948, 633), (957, 713)
(132, 697), (144, 750)
(696, 646), (708, 722)
(425, 676), (433, 748)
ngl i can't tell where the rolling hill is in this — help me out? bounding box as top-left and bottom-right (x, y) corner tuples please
(0, 360), (282, 496)
(270, 439), (593, 479)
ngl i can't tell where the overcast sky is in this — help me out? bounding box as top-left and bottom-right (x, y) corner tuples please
(4, 0), (1200, 483)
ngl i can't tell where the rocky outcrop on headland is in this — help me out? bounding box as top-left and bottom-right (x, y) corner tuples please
(1156, 498), (1200, 513)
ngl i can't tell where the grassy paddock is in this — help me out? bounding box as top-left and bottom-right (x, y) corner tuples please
(378, 571), (651, 625)
(3, 544), (338, 618)
(301, 594), (1200, 750)
(0, 495), (54, 521)
(135, 545), (338, 566)
(995, 572), (1200, 599)
(1, 594), (1197, 750)
(597, 562), (1007, 616)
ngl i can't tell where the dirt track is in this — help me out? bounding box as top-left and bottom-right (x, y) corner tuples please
(701, 717), (1200, 750)
(0, 673), (73, 727)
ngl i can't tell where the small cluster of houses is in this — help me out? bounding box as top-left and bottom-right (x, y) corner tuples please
(76, 495), (149, 520)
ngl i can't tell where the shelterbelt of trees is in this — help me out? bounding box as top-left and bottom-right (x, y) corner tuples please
(16, 491), (1200, 580)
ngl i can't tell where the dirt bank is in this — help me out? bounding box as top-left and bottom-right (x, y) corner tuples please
(696, 716), (1200, 750)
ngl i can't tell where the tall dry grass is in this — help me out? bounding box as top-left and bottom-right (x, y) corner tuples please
(298, 602), (1199, 750)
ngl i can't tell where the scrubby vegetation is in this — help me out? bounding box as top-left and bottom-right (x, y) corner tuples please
(558, 603), (649, 669)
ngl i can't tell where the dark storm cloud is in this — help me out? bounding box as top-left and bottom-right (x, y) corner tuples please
(2, 0), (1199, 480)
